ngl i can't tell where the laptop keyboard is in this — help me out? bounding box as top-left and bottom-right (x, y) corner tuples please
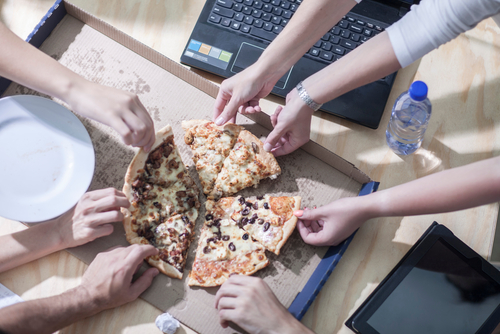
(208, 0), (386, 65)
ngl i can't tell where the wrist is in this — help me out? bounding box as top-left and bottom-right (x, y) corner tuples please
(64, 285), (103, 318)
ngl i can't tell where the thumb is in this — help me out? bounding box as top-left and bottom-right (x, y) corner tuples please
(130, 267), (159, 298)
(294, 207), (324, 221)
(263, 123), (288, 152)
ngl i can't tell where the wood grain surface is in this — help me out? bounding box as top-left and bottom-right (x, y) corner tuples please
(1, 1), (499, 333)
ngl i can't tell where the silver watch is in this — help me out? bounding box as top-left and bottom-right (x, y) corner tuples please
(296, 81), (322, 112)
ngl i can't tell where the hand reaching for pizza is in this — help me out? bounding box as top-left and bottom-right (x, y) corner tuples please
(77, 245), (159, 313)
(213, 64), (278, 126)
(264, 88), (315, 156)
(215, 275), (314, 334)
(295, 197), (372, 246)
(57, 188), (130, 249)
(64, 79), (156, 152)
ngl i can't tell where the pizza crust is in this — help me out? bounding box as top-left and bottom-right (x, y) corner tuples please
(274, 196), (301, 255)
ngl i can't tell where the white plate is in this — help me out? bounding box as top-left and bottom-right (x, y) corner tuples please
(0, 95), (95, 222)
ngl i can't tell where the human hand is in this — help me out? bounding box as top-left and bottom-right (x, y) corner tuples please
(214, 65), (278, 125)
(78, 245), (159, 313)
(296, 196), (373, 246)
(65, 80), (155, 151)
(57, 188), (130, 249)
(215, 275), (313, 334)
(263, 88), (314, 156)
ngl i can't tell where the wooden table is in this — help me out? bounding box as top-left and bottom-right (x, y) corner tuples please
(1, 1), (500, 333)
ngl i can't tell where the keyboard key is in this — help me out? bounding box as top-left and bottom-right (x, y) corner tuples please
(213, 6), (234, 18)
(363, 29), (372, 36)
(367, 23), (374, 28)
(262, 4), (272, 12)
(253, 1), (263, 9)
(361, 36), (369, 43)
(341, 30), (350, 39)
(241, 24), (251, 33)
(273, 25), (283, 34)
(252, 9), (262, 18)
(309, 48), (320, 57)
(221, 18), (231, 26)
(231, 21), (241, 29)
(321, 33), (330, 41)
(250, 27), (276, 41)
(242, 6), (252, 14)
(216, 0), (233, 8)
(290, 4), (298, 11)
(375, 25), (383, 31)
(314, 40), (322, 48)
(261, 0), (270, 2)
(281, 2), (291, 9)
(347, 16), (355, 22)
(356, 20), (365, 26)
(273, 7), (283, 15)
(350, 25), (362, 33)
(272, 16), (281, 25)
(244, 16), (254, 24)
(282, 10), (292, 19)
(263, 22), (273, 31)
(340, 39), (357, 49)
(281, 18), (288, 26)
(351, 33), (360, 42)
(253, 19), (263, 28)
(209, 13), (222, 23)
(339, 20), (349, 29)
(235, 0), (243, 2)
(320, 51), (334, 61)
(331, 26), (341, 35)
(271, 0), (281, 5)
(262, 13), (272, 21)
(234, 13), (244, 21)
(234, 3), (243, 11)
(321, 41), (332, 51)
(333, 46), (345, 55)
(243, 0), (253, 5)
(330, 35), (340, 44)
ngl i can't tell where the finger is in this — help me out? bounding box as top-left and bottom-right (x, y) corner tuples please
(218, 309), (240, 327)
(86, 224), (114, 241)
(143, 130), (156, 152)
(130, 267), (160, 298)
(269, 140), (297, 157)
(93, 195), (130, 213)
(297, 221), (329, 246)
(216, 96), (243, 126)
(132, 98), (156, 152)
(84, 188), (126, 201)
(270, 105), (282, 128)
(87, 210), (124, 227)
(294, 207), (324, 221)
(217, 296), (238, 311)
(263, 125), (288, 153)
(214, 89), (230, 121)
(122, 112), (149, 148)
(310, 220), (322, 233)
(125, 244), (159, 270)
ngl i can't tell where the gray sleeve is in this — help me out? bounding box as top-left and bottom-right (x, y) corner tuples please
(386, 0), (500, 68)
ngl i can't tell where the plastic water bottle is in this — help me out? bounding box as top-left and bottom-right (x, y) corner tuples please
(386, 81), (432, 155)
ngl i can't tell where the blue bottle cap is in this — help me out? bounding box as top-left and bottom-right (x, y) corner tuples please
(409, 81), (428, 101)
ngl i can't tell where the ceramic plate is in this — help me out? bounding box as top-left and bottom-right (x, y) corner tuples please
(0, 95), (95, 222)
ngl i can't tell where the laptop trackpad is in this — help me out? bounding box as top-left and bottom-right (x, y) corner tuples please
(231, 42), (291, 90)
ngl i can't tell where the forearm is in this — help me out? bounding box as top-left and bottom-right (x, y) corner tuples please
(0, 286), (97, 334)
(0, 220), (64, 273)
(0, 22), (86, 103)
(254, 0), (357, 82)
(361, 156), (500, 219)
(302, 31), (400, 104)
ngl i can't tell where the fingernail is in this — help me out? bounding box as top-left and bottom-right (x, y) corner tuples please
(263, 143), (272, 152)
(294, 210), (304, 217)
(215, 117), (224, 125)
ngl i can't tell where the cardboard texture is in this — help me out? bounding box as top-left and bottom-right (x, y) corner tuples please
(1, 3), (372, 333)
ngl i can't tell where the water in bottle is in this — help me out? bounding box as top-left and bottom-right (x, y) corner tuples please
(386, 81), (432, 155)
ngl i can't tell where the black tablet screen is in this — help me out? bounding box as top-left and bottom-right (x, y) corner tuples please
(367, 239), (500, 333)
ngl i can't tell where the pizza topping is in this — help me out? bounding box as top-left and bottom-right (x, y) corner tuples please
(203, 246), (211, 254)
(251, 142), (259, 154)
(205, 213), (213, 221)
(263, 222), (270, 232)
(264, 202), (269, 209)
(238, 197), (245, 205)
(228, 242), (236, 251)
(252, 202), (259, 210)
(257, 218), (265, 225)
(248, 217), (256, 224)
(153, 202), (161, 209)
(242, 207), (250, 216)
(257, 195), (264, 200)
(242, 233), (249, 240)
(222, 235), (230, 241)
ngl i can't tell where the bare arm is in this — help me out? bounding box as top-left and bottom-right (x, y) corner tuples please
(0, 245), (159, 334)
(213, 0), (357, 124)
(297, 156), (500, 246)
(0, 188), (129, 273)
(0, 22), (155, 151)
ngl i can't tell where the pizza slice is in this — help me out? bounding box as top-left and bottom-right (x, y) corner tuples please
(122, 125), (200, 279)
(210, 130), (281, 200)
(182, 120), (243, 195)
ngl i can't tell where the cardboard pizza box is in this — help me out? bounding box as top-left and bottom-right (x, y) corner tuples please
(0, 1), (377, 332)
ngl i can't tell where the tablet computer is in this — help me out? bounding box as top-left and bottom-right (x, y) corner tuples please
(345, 222), (500, 334)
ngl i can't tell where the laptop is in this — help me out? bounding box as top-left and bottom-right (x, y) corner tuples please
(181, 0), (418, 129)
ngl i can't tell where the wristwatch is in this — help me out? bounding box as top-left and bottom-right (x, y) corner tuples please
(296, 81), (322, 112)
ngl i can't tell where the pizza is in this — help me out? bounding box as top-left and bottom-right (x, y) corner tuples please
(122, 125), (200, 279)
(188, 194), (301, 287)
(182, 121), (281, 201)
(181, 120), (243, 195)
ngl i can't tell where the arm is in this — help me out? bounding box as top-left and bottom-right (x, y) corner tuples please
(215, 275), (315, 334)
(213, 0), (358, 124)
(0, 188), (129, 273)
(0, 245), (159, 334)
(0, 22), (155, 151)
(296, 156), (500, 246)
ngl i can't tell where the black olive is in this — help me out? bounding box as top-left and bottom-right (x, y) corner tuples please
(263, 222), (270, 232)
(205, 214), (213, 221)
(228, 242), (236, 251)
(242, 233), (249, 240)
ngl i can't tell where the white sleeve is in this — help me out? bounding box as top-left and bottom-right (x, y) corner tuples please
(386, 0), (500, 68)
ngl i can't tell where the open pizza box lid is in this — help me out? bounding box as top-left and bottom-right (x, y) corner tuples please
(0, 1), (377, 333)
